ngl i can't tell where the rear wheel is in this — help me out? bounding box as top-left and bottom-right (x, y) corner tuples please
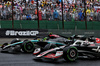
(63, 46), (78, 61)
(21, 41), (35, 53)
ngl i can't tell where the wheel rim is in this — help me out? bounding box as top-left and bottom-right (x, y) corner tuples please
(67, 47), (78, 61)
(70, 49), (76, 58)
(26, 42), (33, 50)
(24, 42), (34, 52)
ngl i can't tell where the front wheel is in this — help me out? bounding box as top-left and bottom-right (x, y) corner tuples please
(63, 46), (78, 61)
(21, 41), (35, 53)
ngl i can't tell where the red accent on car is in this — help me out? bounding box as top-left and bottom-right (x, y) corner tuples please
(90, 44), (95, 46)
(44, 54), (62, 58)
(37, 49), (54, 57)
(49, 34), (60, 38)
(96, 38), (100, 43)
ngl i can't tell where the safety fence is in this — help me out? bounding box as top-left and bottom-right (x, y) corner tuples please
(0, 20), (100, 30)
(0, 29), (100, 38)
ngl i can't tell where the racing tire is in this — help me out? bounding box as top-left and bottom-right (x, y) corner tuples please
(63, 46), (78, 61)
(43, 44), (57, 51)
(10, 39), (21, 44)
(21, 41), (35, 53)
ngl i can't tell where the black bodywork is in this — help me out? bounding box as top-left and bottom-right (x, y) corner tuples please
(34, 40), (100, 62)
(76, 44), (100, 58)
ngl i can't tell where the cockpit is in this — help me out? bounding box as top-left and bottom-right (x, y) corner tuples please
(72, 40), (91, 46)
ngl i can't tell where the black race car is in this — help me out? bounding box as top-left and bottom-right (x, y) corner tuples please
(0, 38), (66, 53)
(34, 40), (100, 61)
(0, 34), (71, 53)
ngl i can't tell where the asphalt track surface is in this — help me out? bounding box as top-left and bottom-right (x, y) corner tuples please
(0, 38), (100, 66)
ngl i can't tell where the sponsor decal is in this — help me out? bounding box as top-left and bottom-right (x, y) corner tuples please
(5, 30), (39, 36)
(62, 32), (72, 34)
(0, 29), (48, 38)
(44, 51), (63, 58)
(90, 44), (95, 46)
(84, 32), (94, 34)
(55, 51), (63, 56)
(37, 49), (54, 57)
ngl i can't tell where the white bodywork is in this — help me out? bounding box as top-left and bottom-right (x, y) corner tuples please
(71, 40), (94, 46)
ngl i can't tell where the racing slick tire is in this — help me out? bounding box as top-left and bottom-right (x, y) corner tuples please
(21, 41), (35, 53)
(43, 44), (57, 51)
(10, 39), (21, 44)
(63, 46), (78, 61)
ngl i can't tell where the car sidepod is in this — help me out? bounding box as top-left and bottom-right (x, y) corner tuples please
(34, 46), (65, 60)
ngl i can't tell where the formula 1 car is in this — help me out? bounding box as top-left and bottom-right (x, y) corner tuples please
(0, 34), (71, 53)
(1, 39), (39, 53)
(0, 37), (66, 53)
(33, 40), (100, 61)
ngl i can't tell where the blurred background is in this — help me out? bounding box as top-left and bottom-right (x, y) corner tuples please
(0, 0), (100, 30)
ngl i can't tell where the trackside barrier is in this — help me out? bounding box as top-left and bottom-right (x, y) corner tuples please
(0, 29), (48, 38)
(0, 20), (100, 30)
(48, 29), (100, 38)
(0, 29), (100, 38)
